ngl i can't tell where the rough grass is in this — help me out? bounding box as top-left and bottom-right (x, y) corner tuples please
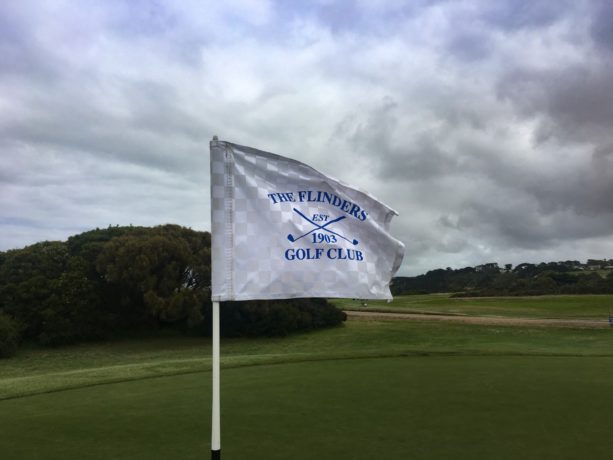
(333, 293), (613, 319)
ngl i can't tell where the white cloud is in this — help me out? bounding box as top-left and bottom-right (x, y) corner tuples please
(1, 0), (612, 275)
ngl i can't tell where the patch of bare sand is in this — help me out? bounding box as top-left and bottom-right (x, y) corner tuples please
(344, 310), (609, 329)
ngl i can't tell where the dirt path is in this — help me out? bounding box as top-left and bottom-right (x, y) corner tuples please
(344, 310), (610, 329)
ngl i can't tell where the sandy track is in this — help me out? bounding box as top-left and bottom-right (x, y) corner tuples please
(344, 310), (610, 329)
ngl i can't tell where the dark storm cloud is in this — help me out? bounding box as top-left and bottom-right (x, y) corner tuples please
(482, 0), (573, 30)
(339, 97), (462, 181)
(315, 0), (613, 273)
(492, 2), (613, 223)
(445, 30), (492, 62)
(498, 65), (613, 142)
(590, 0), (613, 53)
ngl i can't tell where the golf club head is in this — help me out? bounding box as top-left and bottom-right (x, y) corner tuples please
(287, 234), (295, 242)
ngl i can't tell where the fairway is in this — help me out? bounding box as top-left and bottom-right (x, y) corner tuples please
(2, 356), (613, 459)
(2, 313), (613, 459)
(334, 294), (613, 320)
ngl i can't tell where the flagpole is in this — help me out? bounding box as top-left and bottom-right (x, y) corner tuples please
(210, 135), (221, 459)
(212, 300), (221, 459)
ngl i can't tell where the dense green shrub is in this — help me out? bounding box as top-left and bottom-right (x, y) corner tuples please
(396, 261), (613, 297)
(0, 313), (20, 358)
(0, 225), (345, 349)
(205, 298), (346, 337)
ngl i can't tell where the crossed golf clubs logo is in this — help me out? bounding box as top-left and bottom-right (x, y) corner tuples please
(287, 208), (359, 246)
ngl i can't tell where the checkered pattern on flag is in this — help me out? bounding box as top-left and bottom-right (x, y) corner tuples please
(210, 139), (405, 301)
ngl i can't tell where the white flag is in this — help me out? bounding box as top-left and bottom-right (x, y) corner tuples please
(210, 139), (405, 301)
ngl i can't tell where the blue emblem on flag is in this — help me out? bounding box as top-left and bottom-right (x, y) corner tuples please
(287, 208), (359, 245)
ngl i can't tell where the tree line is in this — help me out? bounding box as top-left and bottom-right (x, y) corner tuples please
(392, 261), (613, 297)
(0, 225), (345, 358)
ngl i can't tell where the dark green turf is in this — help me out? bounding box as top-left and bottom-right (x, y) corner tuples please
(2, 356), (613, 459)
(3, 320), (613, 400)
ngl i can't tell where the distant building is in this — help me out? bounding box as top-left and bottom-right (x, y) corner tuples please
(586, 259), (606, 270)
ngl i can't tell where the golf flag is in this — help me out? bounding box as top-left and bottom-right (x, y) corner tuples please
(210, 139), (405, 301)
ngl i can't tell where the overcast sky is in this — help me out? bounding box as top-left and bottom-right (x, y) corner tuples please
(2, 0), (613, 276)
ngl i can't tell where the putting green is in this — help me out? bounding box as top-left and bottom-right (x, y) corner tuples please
(2, 356), (612, 459)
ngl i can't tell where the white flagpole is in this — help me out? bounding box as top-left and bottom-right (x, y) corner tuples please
(212, 300), (221, 459)
(210, 135), (221, 459)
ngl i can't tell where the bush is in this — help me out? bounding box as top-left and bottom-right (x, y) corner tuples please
(0, 313), (20, 358)
(202, 298), (346, 338)
(0, 225), (350, 346)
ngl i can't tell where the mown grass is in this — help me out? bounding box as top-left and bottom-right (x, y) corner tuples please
(333, 293), (613, 319)
(2, 298), (613, 459)
(2, 355), (613, 459)
(2, 319), (613, 400)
